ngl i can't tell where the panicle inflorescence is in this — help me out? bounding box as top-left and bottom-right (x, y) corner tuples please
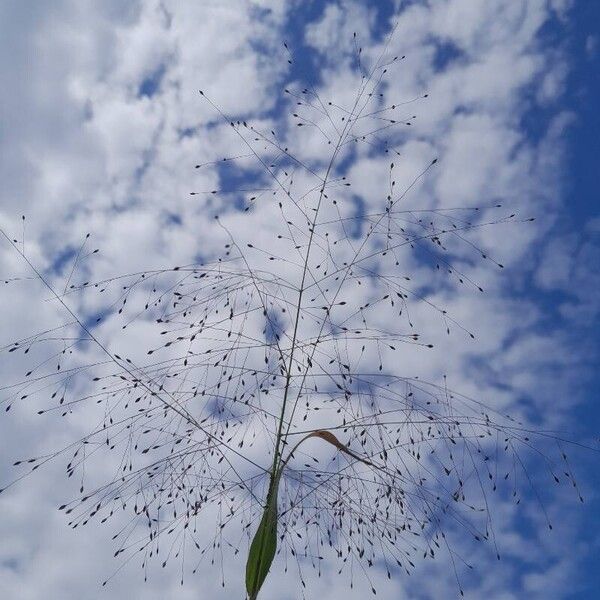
(0, 28), (588, 598)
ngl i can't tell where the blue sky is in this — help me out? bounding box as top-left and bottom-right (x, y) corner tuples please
(0, 1), (599, 599)
(564, 2), (600, 228)
(553, 2), (600, 597)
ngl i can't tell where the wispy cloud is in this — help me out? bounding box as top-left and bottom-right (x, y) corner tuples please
(1, 2), (597, 599)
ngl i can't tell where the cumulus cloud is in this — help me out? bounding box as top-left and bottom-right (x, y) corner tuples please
(0, 1), (597, 599)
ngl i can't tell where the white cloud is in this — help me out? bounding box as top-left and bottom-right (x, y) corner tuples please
(0, 1), (597, 599)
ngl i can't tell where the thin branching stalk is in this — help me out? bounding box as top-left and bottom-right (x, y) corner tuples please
(1, 25), (595, 600)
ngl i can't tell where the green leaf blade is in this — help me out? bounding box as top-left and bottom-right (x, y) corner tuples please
(245, 471), (280, 600)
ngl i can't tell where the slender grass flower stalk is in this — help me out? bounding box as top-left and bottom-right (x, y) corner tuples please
(1, 29), (594, 599)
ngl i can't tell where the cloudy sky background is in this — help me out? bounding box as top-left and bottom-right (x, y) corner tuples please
(1, 1), (599, 599)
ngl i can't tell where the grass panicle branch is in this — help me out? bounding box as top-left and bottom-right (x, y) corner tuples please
(1, 27), (595, 600)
